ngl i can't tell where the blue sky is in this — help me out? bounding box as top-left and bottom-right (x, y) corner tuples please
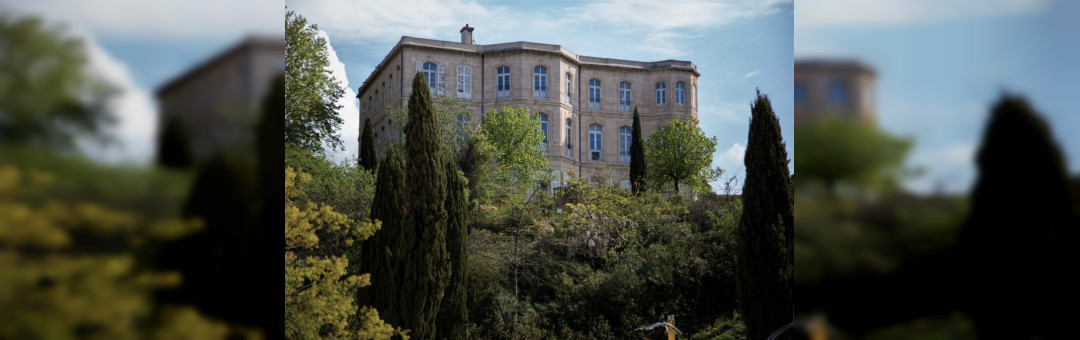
(2, 0), (279, 165)
(286, 0), (795, 193)
(797, 0), (1080, 194)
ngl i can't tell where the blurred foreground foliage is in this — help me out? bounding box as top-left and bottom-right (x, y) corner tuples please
(0, 145), (256, 339)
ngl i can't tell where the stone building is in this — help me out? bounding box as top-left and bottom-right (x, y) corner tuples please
(156, 36), (285, 164)
(794, 59), (876, 126)
(356, 24), (700, 190)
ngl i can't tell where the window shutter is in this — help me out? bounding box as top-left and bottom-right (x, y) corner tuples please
(464, 66), (472, 99)
(415, 60), (422, 77)
(437, 63), (446, 96)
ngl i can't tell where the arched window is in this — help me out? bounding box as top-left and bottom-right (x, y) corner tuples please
(497, 66), (510, 98)
(565, 119), (573, 157)
(422, 62), (438, 95)
(538, 113), (549, 152)
(619, 82), (632, 112)
(534, 66), (547, 98)
(675, 82), (686, 105)
(589, 79), (601, 109)
(619, 126), (632, 163)
(589, 124), (603, 161)
(457, 65), (472, 99)
(656, 82), (666, 105)
(566, 73), (573, 104)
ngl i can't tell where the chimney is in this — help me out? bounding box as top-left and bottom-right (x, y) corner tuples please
(460, 23), (475, 44)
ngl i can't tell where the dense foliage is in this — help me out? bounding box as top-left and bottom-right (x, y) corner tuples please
(629, 108), (646, 194)
(645, 117), (721, 195)
(285, 10), (345, 153)
(360, 117), (378, 170)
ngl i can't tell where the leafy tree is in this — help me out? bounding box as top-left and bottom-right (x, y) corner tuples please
(360, 117), (378, 170)
(478, 106), (549, 197)
(0, 15), (116, 149)
(387, 95), (475, 160)
(645, 117), (721, 195)
(157, 116), (193, 168)
(284, 167), (401, 339)
(285, 10), (345, 153)
(436, 161), (469, 339)
(794, 115), (911, 195)
(400, 72), (451, 340)
(736, 90), (793, 340)
(630, 107), (647, 194)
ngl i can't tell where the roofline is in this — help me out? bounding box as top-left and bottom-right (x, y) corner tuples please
(794, 58), (877, 77)
(357, 36), (700, 98)
(156, 35), (285, 97)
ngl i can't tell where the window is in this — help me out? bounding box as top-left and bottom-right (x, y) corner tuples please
(422, 62), (437, 95)
(565, 119), (573, 157)
(619, 126), (631, 163)
(589, 124), (603, 161)
(497, 66), (510, 98)
(655, 82), (666, 105)
(676, 82), (685, 105)
(589, 79), (601, 109)
(692, 83), (697, 107)
(619, 82), (632, 112)
(794, 81), (808, 105)
(539, 113), (549, 152)
(828, 80), (850, 107)
(457, 65), (472, 99)
(534, 66), (547, 98)
(566, 73), (573, 104)
(375, 90), (379, 109)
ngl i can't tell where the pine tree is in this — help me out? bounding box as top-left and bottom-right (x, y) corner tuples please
(630, 107), (647, 194)
(736, 89), (793, 340)
(358, 146), (407, 326)
(955, 94), (1079, 338)
(399, 72), (450, 340)
(436, 160), (469, 340)
(359, 117), (378, 171)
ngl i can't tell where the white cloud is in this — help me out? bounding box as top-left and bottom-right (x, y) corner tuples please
(571, 0), (790, 32)
(74, 32), (159, 165)
(318, 30), (360, 164)
(743, 70), (761, 79)
(286, 0), (508, 43)
(796, 0), (1049, 29)
(716, 142), (747, 174)
(4, 0), (279, 39)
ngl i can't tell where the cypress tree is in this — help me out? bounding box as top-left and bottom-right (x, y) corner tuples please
(954, 94), (1079, 338)
(630, 107), (647, 194)
(358, 146), (407, 326)
(736, 89), (794, 340)
(399, 72), (450, 340)
(436, 160), (469, 340)
(359, 117), (378, 170)
(156, 116), (193, 168)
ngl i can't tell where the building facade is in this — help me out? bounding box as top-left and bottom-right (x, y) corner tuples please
(794, 59), (876, 126)
(357, 25), (700, 190)
(157, 36), (285, 163)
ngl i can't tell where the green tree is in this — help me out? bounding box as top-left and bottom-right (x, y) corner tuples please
(436, 161), (469, 340)
(0, 15), (116, 148)
(478, 106), (548, 197)
(284, 167), (401, 339)
(360, 117), (378, 170)
(285, 10), (345, 153)
(357, 147), (408, 327)
(156, 116), (193, 168)
(386, 95), (475, 161)
(645, 117), (721, 195)
(794, 115), (911, 195)
(400, 72), (450, 340)
(630, 107), (647, 194)
(736, 90), (794, 340)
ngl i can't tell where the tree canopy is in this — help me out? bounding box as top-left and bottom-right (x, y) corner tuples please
(645, 117), (721, 195)
(794, 115), (911, 194)
(285, 10), (345, 153)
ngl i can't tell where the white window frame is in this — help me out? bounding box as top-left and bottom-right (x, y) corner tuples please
(565, 119), (572, 158)
(589, 124), (603, 161)
(457, 65), (472, 99)
(497, 66), (510, 98)
(534, 66), (547, 99)
(539, 113), (548, 153)
(675, 82), (686, 105)
(619, 82), (632, 112)
(656, 82), (666, 105)
(420, 62), (438, 95)
(589, 79), (601, 109)
(619, 126), (631, 163)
